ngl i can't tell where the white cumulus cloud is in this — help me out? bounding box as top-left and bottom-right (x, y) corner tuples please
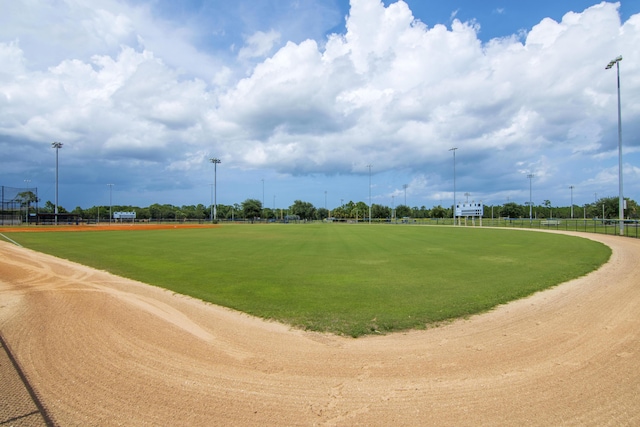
(0, 0), (639, 209)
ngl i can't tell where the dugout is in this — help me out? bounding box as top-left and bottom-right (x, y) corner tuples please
(36, 213), (80, 225)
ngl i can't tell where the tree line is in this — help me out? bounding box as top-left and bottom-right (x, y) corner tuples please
(13, 191), (638, 222)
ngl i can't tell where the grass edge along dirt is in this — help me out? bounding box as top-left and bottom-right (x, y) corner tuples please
(5, 225), (611, 337)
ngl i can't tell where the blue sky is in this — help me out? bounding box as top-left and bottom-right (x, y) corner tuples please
(1, 0), (639, 213)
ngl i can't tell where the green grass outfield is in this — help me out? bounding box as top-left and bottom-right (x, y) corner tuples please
(4, 225), (611, 337)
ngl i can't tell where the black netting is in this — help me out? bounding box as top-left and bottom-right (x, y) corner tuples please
(1, 186), (39, 225)
(1, 186), (38, 208)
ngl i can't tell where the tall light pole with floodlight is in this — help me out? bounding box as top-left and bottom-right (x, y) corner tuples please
(392, 195), (396, 220)
(107, 184), (114, 224)
(52, 142), (63, 225)
(605, 55), (624, 236)
(527, 174), (534, 223)
(366, 164), (372, 224)
(209, 183), (214, 220)
(449, 148), (457, 225)
(209, 158), (221, 221)
(24, 179), (31, 224)
(569, 185), (574, 219)
(403, 184), (408, 206)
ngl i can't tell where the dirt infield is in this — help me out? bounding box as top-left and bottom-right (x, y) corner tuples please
(1, 231), (639, 426)
(0, 333), (52, 426)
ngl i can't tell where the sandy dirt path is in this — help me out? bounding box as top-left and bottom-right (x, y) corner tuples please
(1, 231), (639, 426)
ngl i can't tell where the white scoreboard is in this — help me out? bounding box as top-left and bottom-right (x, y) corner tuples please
(113, 211), (136, 219)
(455, 202), (483, 217)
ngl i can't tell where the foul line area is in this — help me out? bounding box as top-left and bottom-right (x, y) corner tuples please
(0, 333), (55, 427)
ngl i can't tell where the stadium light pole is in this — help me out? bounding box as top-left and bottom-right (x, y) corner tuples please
(52, 142), (63, 225)
(107, 184), (114, 224)
(209, 158), (221, 221)
(605, 55), (624, 236)
(366, 164), (372, 224)
(569, 185), (574, 219)
(209, 183), (214, 220)
(23, 179), (31, 224)
(527, 174), (534, 223)
(392, 195), (395, 221)
(403, 184), (408, 206)
(449, 148), (457, 225)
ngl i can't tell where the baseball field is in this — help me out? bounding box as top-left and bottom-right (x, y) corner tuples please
(1, 223), (609, 337)
(1, 224), (639, 425)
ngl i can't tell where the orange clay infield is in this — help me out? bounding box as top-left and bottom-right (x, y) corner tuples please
(1, 228), (639, 426)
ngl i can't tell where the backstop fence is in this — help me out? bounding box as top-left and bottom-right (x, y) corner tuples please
(1, 186), (38, 225)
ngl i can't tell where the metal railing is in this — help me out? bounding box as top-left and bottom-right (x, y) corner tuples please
(391, 217), (640, 238)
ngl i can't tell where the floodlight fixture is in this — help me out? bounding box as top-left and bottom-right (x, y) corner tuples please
(605, 55), (622, 70)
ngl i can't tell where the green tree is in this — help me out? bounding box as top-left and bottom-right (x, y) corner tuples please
(590, 196), (638, 219)
(149, 203), (176, 220)
(413, 206), (430, 218)
(351, 201), (368, 220)
(263, 207), (275, 219)
(340, 201), (355, 218)
(16, 191), (38, 208)
(371, 203), (390, 219)
(431, 205), (447, 218)
(626, 198), (638, 219)
(316, 207), (329, 220)
(543, 200), (552, 218)
(16, 191), (39, 221)
(242, 199), (262, 219)
(71, 206), (84, 216)
(332, 204), (347, 218)
(136, 207), (150, 220)
(41, 200), (67, 213)
(290, 200), (316, 220)
(216, 204), (234, 220)
(500, 202), (524, 218)
(395, 204), (411, 218)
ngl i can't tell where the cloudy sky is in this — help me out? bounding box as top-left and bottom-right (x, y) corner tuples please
(1, 0), (639, 212)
